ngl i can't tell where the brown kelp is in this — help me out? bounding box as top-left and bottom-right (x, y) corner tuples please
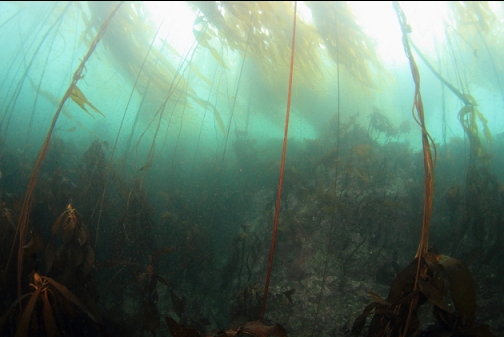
(260, 1), (297, 322)
(353, 2), (432, 334)
(0, 1), (502, 336)
(9, 1), (124, 299)
(350, 2), (493, 336)
(0, 271), (100, 337)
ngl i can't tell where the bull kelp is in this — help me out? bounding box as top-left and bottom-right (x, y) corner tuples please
(0, 2), (503, 337)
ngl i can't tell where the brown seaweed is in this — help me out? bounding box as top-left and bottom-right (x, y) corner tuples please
(352, 252), (495, 337)
(0, 271), (100, 337)
(11, 1), (124, 299)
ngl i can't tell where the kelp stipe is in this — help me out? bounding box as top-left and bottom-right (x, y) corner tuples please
(260, 1), (297, 323)
(94, 14), (166, 250)
(395, 1), (435, 333)
(8, 1), (124, 300)
(349, 0), (421, 328)
(349, 3), (496, 336)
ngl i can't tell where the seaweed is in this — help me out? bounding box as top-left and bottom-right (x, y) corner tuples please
(352, 252), (494, 337)
(368, 107), (398, 140)
(259, 1), (297, 322)
(348, 3), (496, 336)
(9, 1), (124, 300)
(1, 2), (503, 336)
(69, 85), (105, 119)
(0, 271), (100, 337)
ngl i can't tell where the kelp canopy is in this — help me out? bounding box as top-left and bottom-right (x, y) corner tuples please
(1, 1), (503, 149)
(1, 1), (504, 337)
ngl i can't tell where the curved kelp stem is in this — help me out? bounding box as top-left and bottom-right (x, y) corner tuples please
(260, 0), (297, 322)
(394, 2), (435, 258)
(9, 1), (123, 299)
(409, 40), (470, 106)
(393, 2), (435, 336)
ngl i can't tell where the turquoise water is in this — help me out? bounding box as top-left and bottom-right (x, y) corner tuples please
(0, 2), (503, 336)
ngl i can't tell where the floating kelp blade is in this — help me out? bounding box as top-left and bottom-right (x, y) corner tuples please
(70, 85), (105, 118)
(437, 254), (476, 328)
(192, 97), (226, 135)
(42, 276), (100, 323)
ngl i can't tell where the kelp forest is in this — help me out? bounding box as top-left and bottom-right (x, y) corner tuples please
(0, 1), (503, 336)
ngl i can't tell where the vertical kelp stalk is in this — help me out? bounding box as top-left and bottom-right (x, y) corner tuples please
(190, 64), (219, 177)
(209, 17), (252, 230)
(393, 2), (435, 336)
(219, 17), (253, 168)
(260, 0), (297, 322)
(137, 38), (199, 187)
(9, 1), (123, 299)
(169, 40), (203, 173)
(94, 18), (164, 249)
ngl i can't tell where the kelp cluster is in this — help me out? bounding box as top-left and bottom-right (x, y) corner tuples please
(410, 0), (502, 269)
(0, 137), (170, 336)
(307, 1), (383, 87)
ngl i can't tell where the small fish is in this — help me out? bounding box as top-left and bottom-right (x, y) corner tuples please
(283, 289), (296, 303)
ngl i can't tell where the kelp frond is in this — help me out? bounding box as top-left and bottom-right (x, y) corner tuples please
(70, 85), (105, 118)
(449, 1), (497, 34)
(189, 1), (382, 89)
